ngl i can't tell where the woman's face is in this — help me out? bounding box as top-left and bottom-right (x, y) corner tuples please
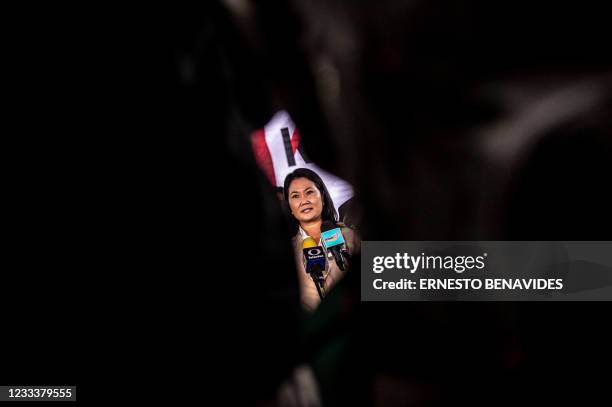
(288, 177), (324, 224)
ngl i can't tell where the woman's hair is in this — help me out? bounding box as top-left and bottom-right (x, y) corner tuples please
(283, 168), (337, 235)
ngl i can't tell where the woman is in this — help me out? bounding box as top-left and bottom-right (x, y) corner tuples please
(283, 168), (360, 312)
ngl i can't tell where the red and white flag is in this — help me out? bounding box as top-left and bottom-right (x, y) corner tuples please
(251, 110), (353, 210)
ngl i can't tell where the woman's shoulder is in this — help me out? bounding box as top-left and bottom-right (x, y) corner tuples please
(337, 222), (361, 254)
(337, 222), (358, 235)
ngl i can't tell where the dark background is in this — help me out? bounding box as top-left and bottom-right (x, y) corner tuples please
(2, 1), (611, 405)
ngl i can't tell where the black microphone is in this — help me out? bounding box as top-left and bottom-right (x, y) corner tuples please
(321, 220), (349, 272)
(302, 236), (327, 299)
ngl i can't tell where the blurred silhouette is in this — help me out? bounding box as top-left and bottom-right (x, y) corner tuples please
(187, 1), (612, 405)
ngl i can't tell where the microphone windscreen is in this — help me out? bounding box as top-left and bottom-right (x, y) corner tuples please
(302, 236), (318, 249)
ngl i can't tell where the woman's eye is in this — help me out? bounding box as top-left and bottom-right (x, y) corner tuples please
(291, 195), (299, 199)
(306, 190), (314, 195)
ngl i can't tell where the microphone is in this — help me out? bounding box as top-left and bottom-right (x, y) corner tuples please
(302, 236), (327, 299)
(321, 221), (349, 271)
(302, 236), (317, 249)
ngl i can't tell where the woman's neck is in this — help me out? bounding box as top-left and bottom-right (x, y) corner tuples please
(300, 219), (322, 242)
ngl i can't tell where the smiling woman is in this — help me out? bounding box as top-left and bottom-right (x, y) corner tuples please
(283, 168), (360, 311)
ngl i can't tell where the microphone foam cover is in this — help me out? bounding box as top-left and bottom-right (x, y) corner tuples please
(302, 236), (318, 249)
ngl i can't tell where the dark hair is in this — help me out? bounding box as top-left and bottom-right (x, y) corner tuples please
(283, 168), (337, 235)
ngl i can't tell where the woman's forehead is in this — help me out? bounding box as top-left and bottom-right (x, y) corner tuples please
(289, 177), (317, 192)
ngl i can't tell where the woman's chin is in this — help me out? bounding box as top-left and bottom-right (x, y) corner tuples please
(298, 214), (320, 223)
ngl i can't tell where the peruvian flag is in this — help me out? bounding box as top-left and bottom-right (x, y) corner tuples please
(251, 110), (353, 210)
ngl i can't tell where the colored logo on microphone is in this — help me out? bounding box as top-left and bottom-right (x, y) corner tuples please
(304, 247), (325, 260)
(321, 228), (346, 248)
(308, 248), (323, 256)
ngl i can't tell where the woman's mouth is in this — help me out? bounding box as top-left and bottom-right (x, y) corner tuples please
(301, 207), (313, 214)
